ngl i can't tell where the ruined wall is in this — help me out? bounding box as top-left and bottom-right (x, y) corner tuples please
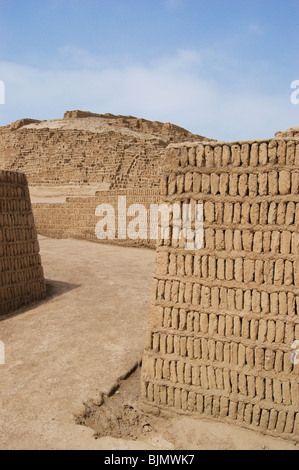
(0, 127), (163, 189)
(0, 170), (46, 316)
(32, 190), (160, 248)
(141, 139), (299, 442)
(276, 127), (299, 139)
(0, 113), (209, 191)
(0, 112), (211, 248)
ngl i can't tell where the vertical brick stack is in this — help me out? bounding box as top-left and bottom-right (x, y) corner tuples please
(0, 170), (46, 316)
(141, 139), (299, 442)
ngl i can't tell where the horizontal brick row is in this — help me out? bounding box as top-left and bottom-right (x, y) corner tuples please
(0, 263), (44, 285)
(158, 254), (297, 286)
(146, 333), (297, 372)
(152, 280), (298, 315)
(160, 307), (298, 337)
(0, 240), (40, 258)
(165, 170), (299, 197)
(142, 380), (298, 437)
(158, 200), (298, 227)
(169, 139), (299, 169)
(143, 356), (298, 404)
(0, 227), (37, 244)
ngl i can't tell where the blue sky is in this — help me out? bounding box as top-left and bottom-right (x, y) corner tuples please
(0, 0), (298, 140)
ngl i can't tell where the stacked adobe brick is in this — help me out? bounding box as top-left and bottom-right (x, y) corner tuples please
(32, 189), (161, 248)
(0, 112), (209, 190)
(0, 170), (46, 316)
(141, 138), (299, 442)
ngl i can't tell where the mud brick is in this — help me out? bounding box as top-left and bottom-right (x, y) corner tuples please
(176, 174), (185, 194)
(185, 173), (193, 193)
(279, 171), (291, 195)
(211, 173), (220, 195)
(286, 201), (296, 225)
(258, 173), (268, 196)
(229, 144), (240, 166)
(233, 230), (242, 251)
(225, 229), (234, 251)
(214, 146), (222, 167)
(220, 173), (229, 195)
(201, 174), (210, 194)
(250, 143), (259, 166)
(222, 145), (231, 166)
(268, 141), (277, 164)
(268, 171), (278, 196)
(229, 174), (239, 196)
(241, 144), (250, 166)
(217, 367), (227, 392)
(142, 139), (299, 442)
(242, 230), (253, 251)
(196, 145), (205, 167)
(248, 174), (258, 197)
(188, 147), (196, 166)
(268, 202), (277, 224)
(193, 173), (201, 193)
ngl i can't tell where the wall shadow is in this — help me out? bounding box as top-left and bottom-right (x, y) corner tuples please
(45, 278), (80, 300)
(0, 279), (80, 322)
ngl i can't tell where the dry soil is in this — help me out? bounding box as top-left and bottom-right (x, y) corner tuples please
(0, 237), (297, 450)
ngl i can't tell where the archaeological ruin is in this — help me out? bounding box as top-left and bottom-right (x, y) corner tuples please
(141, 138), (299, 443)
(0, 170), (46, 316)
(0, 111), (298, 443)
(0, 110), (210, 247)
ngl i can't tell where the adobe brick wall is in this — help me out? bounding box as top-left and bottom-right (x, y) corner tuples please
(141, 138), (299, 443)
(32, 190), (161, 249)
(0, 170), (46, 316)
(0, 113), (210, 191)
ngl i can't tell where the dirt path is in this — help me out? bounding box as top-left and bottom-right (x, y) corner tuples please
(0, 237), (297, 450)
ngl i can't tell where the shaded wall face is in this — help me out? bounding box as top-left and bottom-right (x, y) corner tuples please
(0, 170), (46, 316)
(32, 190), (161, 249)
(142, 139), (299, 443)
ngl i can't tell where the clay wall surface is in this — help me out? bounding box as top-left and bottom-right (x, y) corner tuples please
(0, 170), (46, 316)
(32, 190), (161, 248)
(0, 112), (209, 191)
(276, 127), (299, 139)
(141, 138), (299, 442)
(0, 112), (211, 248)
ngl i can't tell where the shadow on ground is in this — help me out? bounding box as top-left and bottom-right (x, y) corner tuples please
(45, 278), (80, 299)
(0, 279), (80, 322)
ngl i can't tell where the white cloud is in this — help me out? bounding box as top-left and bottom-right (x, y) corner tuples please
(0, 49), (297, 141)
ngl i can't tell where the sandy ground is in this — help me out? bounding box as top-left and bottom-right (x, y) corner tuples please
(0, 237), (297, 450)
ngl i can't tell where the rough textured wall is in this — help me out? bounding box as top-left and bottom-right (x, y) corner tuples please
(0, 170), (46, 316)
(276, 127), (299, 139)
(32, 190), (160, 249)
(0, 112), (210, 191)
(141, 139), (299, 443)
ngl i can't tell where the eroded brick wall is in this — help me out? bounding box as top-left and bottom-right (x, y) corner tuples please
(0, 170), (46, 316)
(141, 139), (299, 442)
(32, 190), (161, 248)
(0, 115), (209, 190)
